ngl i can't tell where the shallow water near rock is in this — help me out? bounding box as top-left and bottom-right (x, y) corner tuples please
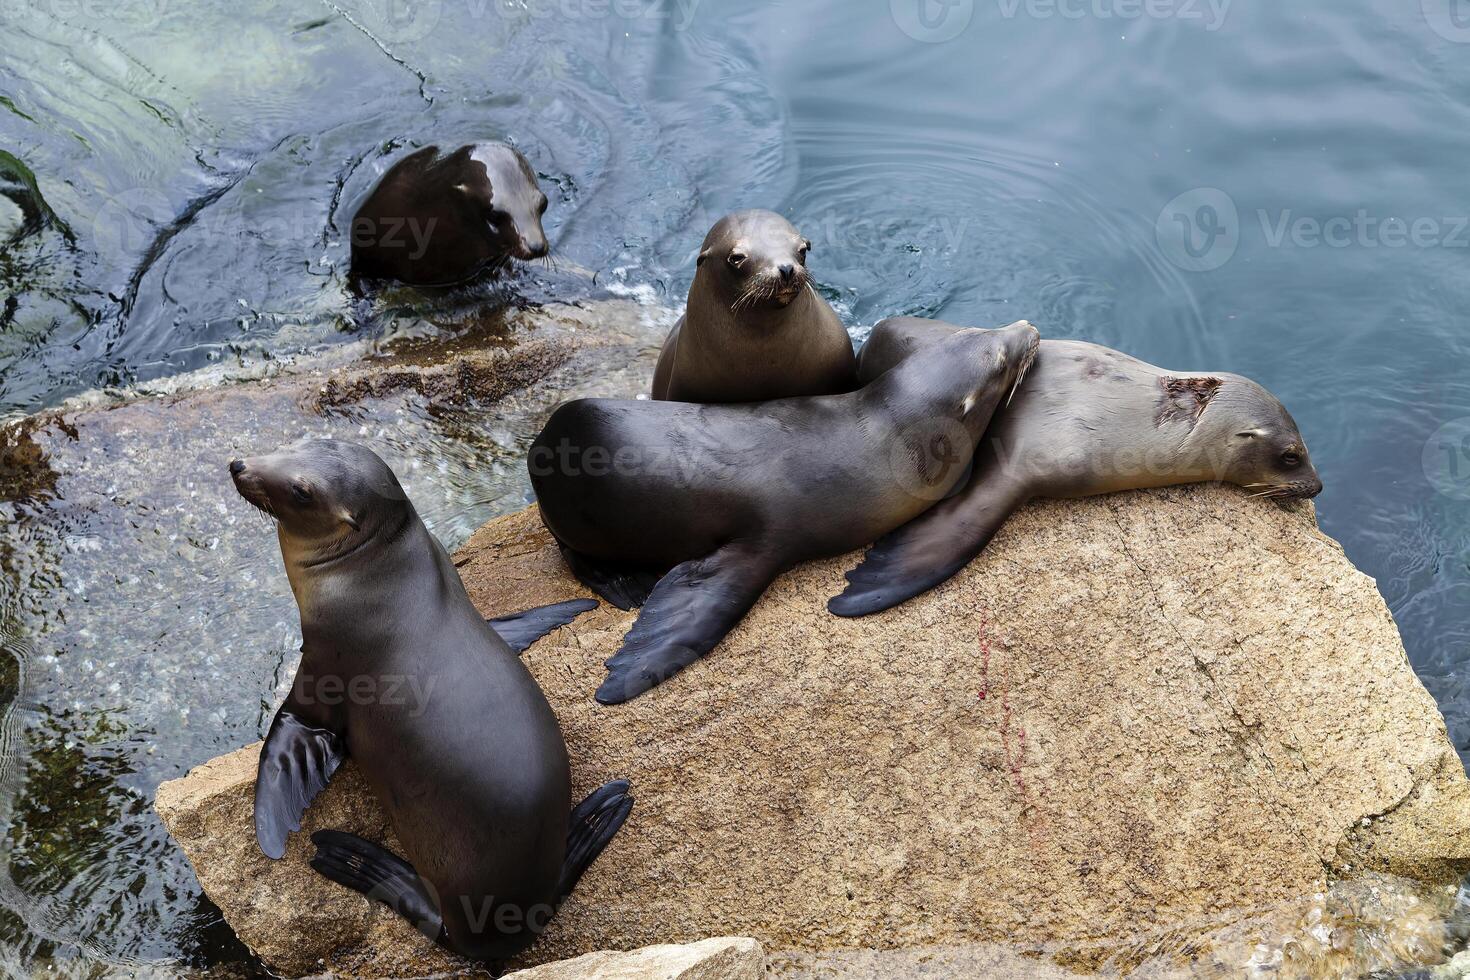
(2, 0), (1469, 975)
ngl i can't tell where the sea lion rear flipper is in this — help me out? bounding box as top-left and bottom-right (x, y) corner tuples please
(558, 779), (635, 901)
(487, 598), (599, 654)
(595, 544), (778, 705)
(558, 545), (661, 611)
(309, 830), (446, 944)
(254, 708), (346, 860)
(828, 481), (1028, 618)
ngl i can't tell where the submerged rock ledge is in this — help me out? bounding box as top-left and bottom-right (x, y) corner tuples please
(156, 486), (1470, 976)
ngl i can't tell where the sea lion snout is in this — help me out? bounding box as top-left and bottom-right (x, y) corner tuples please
(519, 232), (549, 259)
(229, 459), (245, 475)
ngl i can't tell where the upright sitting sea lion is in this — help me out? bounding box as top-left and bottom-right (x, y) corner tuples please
(651, 209), (856, 402)
(828, 317), (1324, 617)
(350, 142), (550, 287)
(231, 439), (632, 966)
(532, 321), (1041, 703)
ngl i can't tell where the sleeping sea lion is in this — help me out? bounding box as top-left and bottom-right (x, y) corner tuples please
(828, 317), (1323, 617)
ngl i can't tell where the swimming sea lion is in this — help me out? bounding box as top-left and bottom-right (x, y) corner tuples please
(828, 317), (1324, 618)
(650, 209), (857, 402)
(231, 439), (631, 966)
(350, 142), (549, 287)
(531, 321), (1041, 703)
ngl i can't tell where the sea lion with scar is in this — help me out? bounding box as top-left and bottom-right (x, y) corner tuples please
(651, 210), (856, 402)
(532, 321), (1040, 704)
(231, 439), (632, 967)
(350, 142), (550, 287)
(828, 317), (1323, 617)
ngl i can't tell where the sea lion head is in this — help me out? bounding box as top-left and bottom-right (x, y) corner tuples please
(883, 320), (1040, 429)
(875, 320), (1040, 502)
(1188, 376), (1323, 499)
(457, 143), (550, 261)
(229, 439), (411, 565)
(697, 209), (813, 312)
(911, 319), (1041, 429)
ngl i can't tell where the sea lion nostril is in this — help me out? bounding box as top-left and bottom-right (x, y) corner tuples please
(778, 264), (795, 282)
(229, 459), (246, 476)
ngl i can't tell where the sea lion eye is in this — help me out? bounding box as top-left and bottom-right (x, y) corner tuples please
(290, 482), (313, 505)
(1281, 451), (1301, 467)
(727, 251), (747, 268)
(537, 195), (548, 214)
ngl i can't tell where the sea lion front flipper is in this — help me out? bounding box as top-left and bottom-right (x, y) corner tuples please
(309, 830), (446, 944)
(487, 598), (599, 654)
(255, 708), (347, 860)
(595, 544), (779, 705)
(558, 779), (635, 901)
(828, 480), (1029, 618)
(557, 544), (661, 611)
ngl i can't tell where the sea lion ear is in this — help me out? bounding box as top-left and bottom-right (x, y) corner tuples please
(339, 509), (360, 531)
(697, 247), (712, 267)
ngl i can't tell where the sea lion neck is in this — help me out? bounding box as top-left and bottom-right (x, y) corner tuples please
(282, 504), (420, 632)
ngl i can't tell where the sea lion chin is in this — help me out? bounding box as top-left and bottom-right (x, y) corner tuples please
(828, 317), (1323, 618)
(650, 209), (856, 402)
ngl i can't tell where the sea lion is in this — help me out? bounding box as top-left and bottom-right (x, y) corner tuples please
(828, 317), (1324, 618)
(231, 439), (631, 966)
(350, 142), (549, 287)
(531, 320), (1041, 704)
(650, 210), (856, 402)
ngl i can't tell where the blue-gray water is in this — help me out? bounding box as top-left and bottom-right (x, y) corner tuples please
(1, 0), (1469, 973)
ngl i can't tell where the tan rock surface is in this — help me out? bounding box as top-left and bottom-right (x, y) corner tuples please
(156, 485), (1470, 976)
(503, 937), (763, 979)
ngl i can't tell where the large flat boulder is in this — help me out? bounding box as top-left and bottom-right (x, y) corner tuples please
(155, 486), (1470, 976)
